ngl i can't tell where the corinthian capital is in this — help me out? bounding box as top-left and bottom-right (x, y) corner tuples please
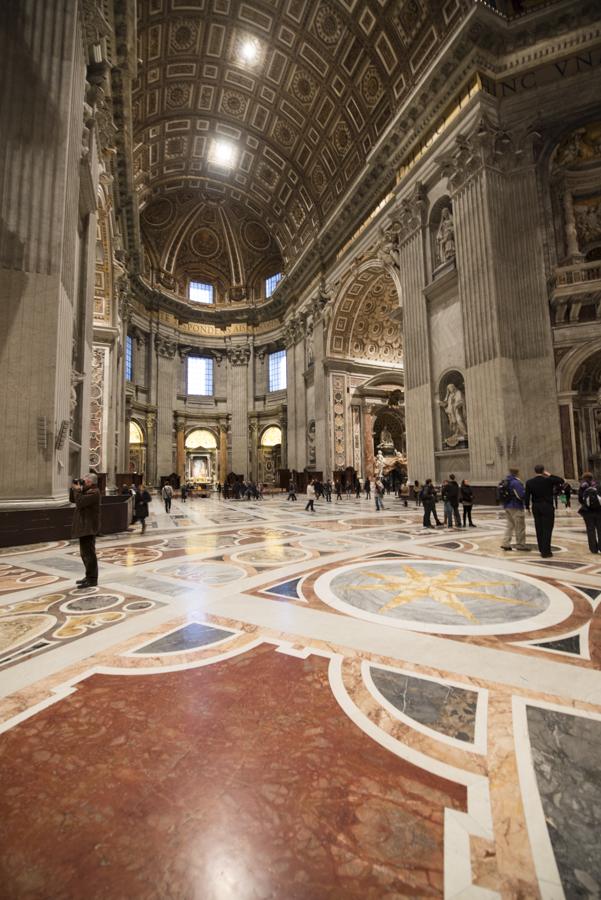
(436, 116), (541, 194)
(226, 345), (251, 366)
(394, 182), (427, 244)
(154, 334), (178, 359)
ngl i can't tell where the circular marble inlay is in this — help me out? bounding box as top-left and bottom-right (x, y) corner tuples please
(123, 601), (154, 611)
(0, 614), (56, 655)
(232, 546), (311, 566)
(160, 562), (245, 587)
(315, 560), (573, 635)
(63, 594), (122, 613)
(97, 547), (163, 566)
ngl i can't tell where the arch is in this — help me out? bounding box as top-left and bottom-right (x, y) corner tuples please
(260, 425), (282, 447)
(185, 428), (218, 450)
(129, 420), (145, 445)
(556, 338), (601, 393)
(328, 267), (403, 366)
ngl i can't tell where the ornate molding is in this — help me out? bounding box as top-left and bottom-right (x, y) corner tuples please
(154, 335), (178, 359)
(283, 315), (304, 348)
(394, 182), (427, 245)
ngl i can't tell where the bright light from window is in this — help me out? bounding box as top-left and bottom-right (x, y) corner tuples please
(261, 425), (282, 447)
(189, 281), (214, 304)
(187, 357), (214, 396)
(265, 272), (282, 297)
(240, 39), (258, 63)
(209, 139), (237, 169)
(185, 428), (217, 450)
(125, 334), (133, 381)
(268, 350), (286, 392)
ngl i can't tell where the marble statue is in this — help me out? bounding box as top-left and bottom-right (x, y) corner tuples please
(441, 382), (467, 442)
(378, 426), (394, 451)
(374, 450), (385, 478)
(435, 208), (455, 264)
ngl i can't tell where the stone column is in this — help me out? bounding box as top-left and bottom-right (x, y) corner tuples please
(394, 185), (436, 481)
(562, 188), (583, 262)
(175, 417), (186, 480)
(227, 346), (251, 475)
(154, 335), (177, 483)
(557, 391), (578, 480)
(284, 327), (299, 471)
(438, 114), (563, 480)
(363, 405), (375, 479)
(218, 421), (229, 482)
(312, 300), (329, 475)
(145, 411), (157, 485)
(0, 1), (89, 505)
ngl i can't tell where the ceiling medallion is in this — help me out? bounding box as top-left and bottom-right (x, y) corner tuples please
(291, 68), (317, 105)
(315, 4), (343, 45)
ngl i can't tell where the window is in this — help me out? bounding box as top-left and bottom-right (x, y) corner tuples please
(125, 334), (133, 382)
(268, 350), (286, 392)
(187, 357), (214, 396)
(261, 425), (282, 447)
(189, 281), (214, 304)
(265, 272), (282, 297)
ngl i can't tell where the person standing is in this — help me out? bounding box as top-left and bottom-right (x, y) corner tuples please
(413, 480), (421, 507)
(499, 467), (531, 552)
(421, 479), (443, 528)
(563, 482), (572, 509)
(335, 480), (343, 501)
(287, 479), (297, 501)
(181, 483), (187, 503)
(374, 478), (385, 511)
(400, 480), (409, 507)
(325, 480), (332, 502)
(161, 482), (173, 513)
(364, 477), (371, 500)
(305, 479), (316, 512)
(442, 474), (461, 528)
(578, 471), (601, 554)
(460, 479), (475, 527)
(70, 474), (101, 589)
(133, 483), (152, 534)
(525, 465), (564, 558)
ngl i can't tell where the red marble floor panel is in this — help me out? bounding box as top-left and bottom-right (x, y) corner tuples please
(0, 645), (466, 899)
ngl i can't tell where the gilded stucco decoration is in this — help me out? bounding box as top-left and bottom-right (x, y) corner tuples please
(329, 270), (403, 364)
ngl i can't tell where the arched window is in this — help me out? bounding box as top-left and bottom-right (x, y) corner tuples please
(260, 425), (282, 447)
(185, 429), (218, 450)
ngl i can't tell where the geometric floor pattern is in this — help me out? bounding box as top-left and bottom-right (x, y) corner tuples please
(0, 494), (599, 897)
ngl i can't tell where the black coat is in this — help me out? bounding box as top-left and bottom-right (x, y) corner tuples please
(134, 489), (151, 519)
(70, 486), (101, 538)
(460, 484), (474, 504)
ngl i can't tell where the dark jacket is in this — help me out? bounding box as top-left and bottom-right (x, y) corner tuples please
(421, 483), (437, 505)
(70, 486), (100, 538)
(525, 474), (564, 509)
(442, 480), (459, 504)
(134, 489), (151, 519)
(578, 479), (600, 516)
(460, 484), (474, 504)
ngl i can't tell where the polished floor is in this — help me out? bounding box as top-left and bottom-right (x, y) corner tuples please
(1, 493), (600, 898)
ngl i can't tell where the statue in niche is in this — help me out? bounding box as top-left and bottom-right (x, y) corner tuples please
(307, 420), (316, 466)
(435, 208), (455, 265)
(440, 381), (467, 448)
(377, 425), (395, 452)
(69, 370), (84, 434)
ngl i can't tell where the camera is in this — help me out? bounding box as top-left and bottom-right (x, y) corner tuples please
(72, 478), (84, 487)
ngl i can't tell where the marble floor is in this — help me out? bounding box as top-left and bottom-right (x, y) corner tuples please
(1, 494), (600, 898)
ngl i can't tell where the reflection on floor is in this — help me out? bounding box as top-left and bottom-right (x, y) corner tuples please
(1, 495), (600, 897)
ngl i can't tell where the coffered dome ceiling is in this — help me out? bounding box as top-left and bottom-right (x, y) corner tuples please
(133, 0), (472, 276)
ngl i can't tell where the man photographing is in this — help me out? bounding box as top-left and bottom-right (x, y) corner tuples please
(69, 473), (100, 588)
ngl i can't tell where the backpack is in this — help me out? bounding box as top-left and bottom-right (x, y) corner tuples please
(583, 485), (601, 511)
(496, 478), (513, 504)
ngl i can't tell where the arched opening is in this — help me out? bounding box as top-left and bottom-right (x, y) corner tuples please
(185, 428), (218, 484)
(129, 420), (146, 474)
(258, 425), (282, 484)
(572, 350), (601, 478)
